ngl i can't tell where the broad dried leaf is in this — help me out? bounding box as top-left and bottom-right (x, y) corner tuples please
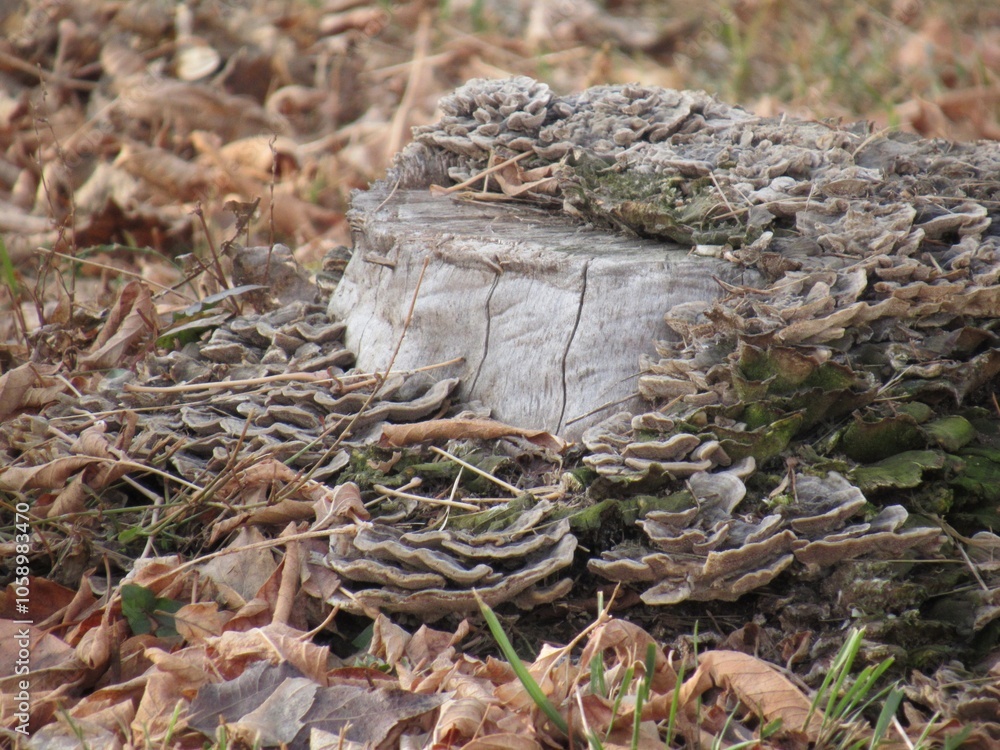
(679, 650), (816, 737)
(579, 620), (676, 693)
(189, 660), (446, 750)
(458, 734), (545, 749)
(174, 602), (231, 643)
(208, 624), (331, 683)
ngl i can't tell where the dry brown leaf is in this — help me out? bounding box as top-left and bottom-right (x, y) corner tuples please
(74, 618), (116, 672)
(380, 418), (567, 453)
(132, 647), (212, 744)
(44, 473), (90, 518)
(244, 498), (318, 526)
(579, 619), (676, 694)
(78, 281), (157, 371)
(406, 619), (471, 667)
(70, 423), (116, 459)
(272, 530), (303, 626)
(679, 650), (817, 737)
(0, 362), (63, 420)
(174, 602), (231, 643)
(432, 697), (492, 745)
(370, 613), (411, 667)
(493, 159), (560, 198)
(0, 620), (80, 704)
(310, 481), (369, 526)
(117, 145), (216, 201)
(0, 577), (77, 622)
(66, 691), (138, 738)
(0, 456), (102, 491)
(198, 527), (279, 602)
(458, 734), (545, 750)
(208, 624), (332, 684)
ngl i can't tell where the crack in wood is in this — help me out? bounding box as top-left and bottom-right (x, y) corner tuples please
(470, 271), (501, 395)
(558, 260), (589, 433)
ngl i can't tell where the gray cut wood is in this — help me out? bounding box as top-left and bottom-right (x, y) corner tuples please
(329, 185), (759, 438)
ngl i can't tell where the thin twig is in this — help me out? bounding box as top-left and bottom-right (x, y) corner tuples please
(124, 371), (345, 394)
(429, 446), (522, 497)
(124, 359), (461, 395)
(373, 483), (479, 511)
(47, 251), (195, 300)
(430, 151), (533, 195)
(145, 526), (360, 586)
(0, 50), (98, 90)
(565, 391), (639, 426)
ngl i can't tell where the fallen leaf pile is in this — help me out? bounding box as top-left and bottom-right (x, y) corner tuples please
(0, 555), (935, 750)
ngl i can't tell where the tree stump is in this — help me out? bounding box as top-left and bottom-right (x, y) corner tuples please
(329, 184), (759, 438)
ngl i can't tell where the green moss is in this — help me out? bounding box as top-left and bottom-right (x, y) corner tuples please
(635, 489), (696, 516)
(737, 344), (863, 391)
(445, 494), (537, 533)
(896, 401), (934, 423)
(850, 450), (946, 493)
(715, 411), (804, 463)
(563, 161), (749, 246)
(923, 415), (977, 452)
(841, 413), (924, 463)
(950, 453), (1000, 504)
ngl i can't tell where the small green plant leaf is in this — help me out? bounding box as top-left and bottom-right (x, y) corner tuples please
(156, 312), (232, 348)
(120, 583), (184, 636)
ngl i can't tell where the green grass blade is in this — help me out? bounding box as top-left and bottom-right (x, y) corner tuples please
(806, 627), (863, 732)
(868, 687), (903, 750)
(631, 643), (657, 750)
(942, 725), (973, 750)
(605, 664), (635, 745)
(591, 653), (608, 698)
(476, 591), (568, 735)
(711, 704), (739, 750)
(664, 653), (686, 748)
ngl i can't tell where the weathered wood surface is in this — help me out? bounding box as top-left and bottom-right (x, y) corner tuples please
(329, 187), (760, 438)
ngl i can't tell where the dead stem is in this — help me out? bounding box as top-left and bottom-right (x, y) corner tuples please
(429, 446), (522, 497)
(430, 151), (533, 195)
(372, 483), (479, 512)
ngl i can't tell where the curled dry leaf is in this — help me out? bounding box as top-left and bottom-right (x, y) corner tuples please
(380, 417), (567, 453)
(0, 456), (103, 492)
(579, 619), (676, 693)
(0, 362), (64, 421)
(78, 281), (157, 372)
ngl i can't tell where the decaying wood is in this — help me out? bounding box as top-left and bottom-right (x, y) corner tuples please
(330, 180), (759, 438)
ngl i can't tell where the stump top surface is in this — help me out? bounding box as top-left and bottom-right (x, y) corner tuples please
(351, 188), (695, 262)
